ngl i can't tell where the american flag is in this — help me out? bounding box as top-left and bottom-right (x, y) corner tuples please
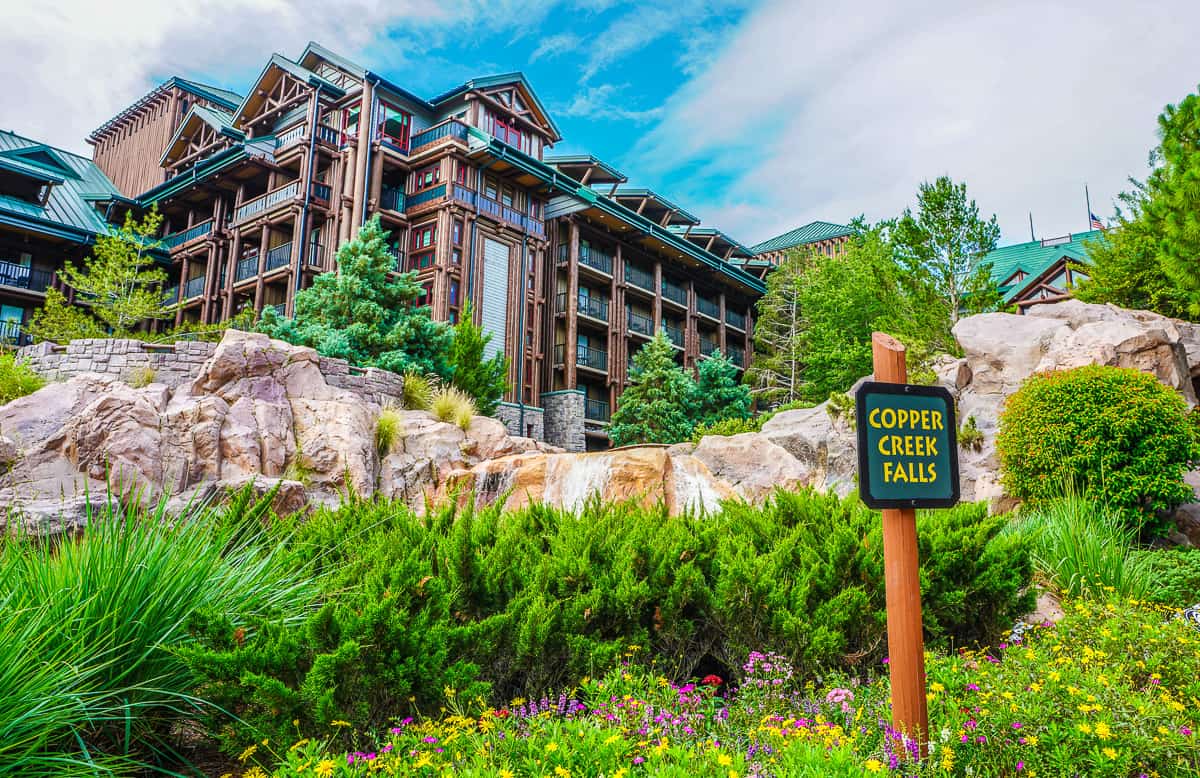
(1089, 211), (1106, 231)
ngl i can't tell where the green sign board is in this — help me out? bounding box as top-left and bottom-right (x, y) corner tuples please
(855, 381), (960, 509)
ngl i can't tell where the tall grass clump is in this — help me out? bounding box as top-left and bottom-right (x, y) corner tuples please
(375, 405), (404, 457)
(431, 385), (476, 429)
(1007, 496), (1152, 599)
(0, 352), (45, 405)
(0, 488), (315, 772)
(402, 370), (434, 410)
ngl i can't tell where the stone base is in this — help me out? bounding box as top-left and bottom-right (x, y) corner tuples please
(495, 402), (545, 441)
(541, 389), (585, 452)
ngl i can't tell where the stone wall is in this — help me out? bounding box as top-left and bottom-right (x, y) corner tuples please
(495, 401), (545, 441)
(541, 389), (585, 452)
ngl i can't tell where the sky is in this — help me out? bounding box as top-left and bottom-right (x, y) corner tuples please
(4, 0), (1200, 247)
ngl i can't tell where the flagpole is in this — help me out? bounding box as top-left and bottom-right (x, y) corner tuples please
(1085, 184), (1092, 233)
(1029, 212), (1035, 241)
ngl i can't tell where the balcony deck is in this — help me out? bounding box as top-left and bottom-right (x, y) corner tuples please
(0, 262), (52, 295)
(163, 219), (213, 251)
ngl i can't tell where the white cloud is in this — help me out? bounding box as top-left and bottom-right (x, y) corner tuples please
(556, 84), (662, 122)
(530, 33), (581, 62)
(630, 0), (1200, 245)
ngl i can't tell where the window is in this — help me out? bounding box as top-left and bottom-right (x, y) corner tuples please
(420, 282), (433, 304)
(411, 223), (436, 250)
(493, 115), (523, 149)
(452, 248), (462, 265)
(452, 219), (463, 245)
(501, 187), (514, 208)
(410, 251), (435, 271)
(342, 107), (360, 144)
(379, 102), (412, 149)
(455, 162), (469, 185)
(449, 279), (460, 306)
(415, 163), (439, 190)
(484, 178), (498, 200)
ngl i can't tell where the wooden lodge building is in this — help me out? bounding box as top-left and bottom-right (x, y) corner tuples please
(985, 231), (1100, 312)
(14, 42), (765, 451)
(738, 220), (853, 279)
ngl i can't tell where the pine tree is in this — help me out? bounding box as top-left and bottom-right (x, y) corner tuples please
(746, 247), (809, 406)
(259, 215), (453, 378)
(28, 208), (171, 341)
(1143, 88), (1200, 315)
(692, 351), (751, 427)
(448, 302), (509, 416)
(609, 332), (696, 447)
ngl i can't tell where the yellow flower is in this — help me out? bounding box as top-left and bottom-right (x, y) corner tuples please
(865, 759), (884, 772)
(930, 682), (945, 693)
(316, 760), (337, 778)
(718, 753), (733, 767)
(1077, 723), (1093, 734)
(604, 734), (621, 745)
(244, 769), (267, 778)
(545, 742), (559, 753)
(554, 768), (571, 778)
(331, 720), (352, 728)
(238, 744), (258, 763)
(498, 771), (513, 778)
(1026, 735), (1039, 746)
(1095, 722), (1112, 740)
(1103, 747), (1118, 760)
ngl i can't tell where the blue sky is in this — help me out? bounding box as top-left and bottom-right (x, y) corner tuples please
(5, 0), (1200, 247)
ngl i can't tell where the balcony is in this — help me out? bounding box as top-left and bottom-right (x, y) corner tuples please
(0, 262), (52, 293)
(385, 244), (405, 271)
(661, 322), (684, 349)
(553, 343), (608, 372)
(276, 124), (339, 151)
(0, 320), (31, 346)
(312, 182), (332, 203)
(162, 219), (213, 250)
(183, 275), (206, 300)
(558, 291), (609, 322)
(163, 285), (179, 304)
(406, 184), (446, 210)
(235, 254), (259, 283)
(265, 242), (293, 272)
(582, 245), (614, 275)
(625, 262), (655, 292)
(697, 296), (720, 320)
(728, 345), (745, 368)
(725, 309), (746, 330)
(380, 185), (405, 212)
(585, 398), (610, 422)
(410, 119), (470, 152)
(235, 180), (300, 223)
(661, 278), (688, 307)
(699, 336), (720, 357)
(450, 184), (544, 238)
(627, 310), (653, 338)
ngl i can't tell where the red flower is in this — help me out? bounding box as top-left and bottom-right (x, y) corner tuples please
(702, 674), (723, 687)
(492, 709), (510, 718)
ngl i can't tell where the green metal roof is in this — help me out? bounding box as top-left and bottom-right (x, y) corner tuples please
(543, 154), (627, 184)
(173, 78), (243, 110)
(0, 130), (121, 241)
(985, 231), (1102, 302)
(667, 225), (754, 258)
(750, 220), (853, 254)
(611, 187), (701, 226)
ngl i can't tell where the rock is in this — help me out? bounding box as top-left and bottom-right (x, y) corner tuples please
(690, 432), (809, 502)
(760, 404), (857, 496)
(0, 434), (17, 469)
(952, 313), (1068, 396)
(1027, 590), (1065, 625)
(166, 474), (309, 518)
(1172, 502), (1200, 547)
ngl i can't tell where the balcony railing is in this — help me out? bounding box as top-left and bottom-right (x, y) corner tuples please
(552, 343), (608, 372)
(312, 182), (332, 203)
(661, 278), (688, 306)
(525, 216), (547, 238)
(317, 125), (339, 145)
(235, 255), (259, 282)
(697, 296), (720, 319)
(450, 184), (543, 237)
(627, 310), (653, 337)
(410, 119), (470, 151)
(0, 321), (31, 346)
(269, 302), (287, 317)
(700, 337), (720, 357)
(184, 275), (206, 300)
(725, 309), (746, 330)
(380, 185), (405, 212)
(275, 124), (305, 148)
(163, 285), (179, 304)
(162, 219), (213, 250)
(0, 261), (52, 293)
(728, 345), (745, 368)
(581, 245), (613, 275)
(235, 180), (300, 223)
(265, 242), (293, 272)
(661, 322), (684, 348)
(585, 398), (610, 422)
(406, 184), (446, 209)
(557, 291), (609, 322)
(625, 262), (655, 292)
(306, 243), (325, 268)
(384, 244), (405, 270)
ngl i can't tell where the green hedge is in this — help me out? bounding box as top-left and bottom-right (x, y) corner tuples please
(185, 491), (1033, 752)
(1133, 547), (1200, 606)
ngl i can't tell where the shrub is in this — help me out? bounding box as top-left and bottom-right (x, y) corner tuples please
(1133, 547), (1200, 606)
(125, 365), (157, 388)
(187, 491), (1031, 752)
(996, 365), (1199, 536)
(691, 415), (762, 442)
(958, 414), (984, 450)
(431, 385), (476, 429)
(1007, 496), (1151, 599)
(374, 405), (404, 457)
(0, 353), (44, 406)
(402, 370), (434, 410)
(826, 390), (855, 427)
(0, 489), (313, 772)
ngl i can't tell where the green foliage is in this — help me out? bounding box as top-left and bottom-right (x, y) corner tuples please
(187, 491), (1032, 752)
(1007, 497), (1151, 600)
(125, 365), (157, 388)
(0, 353), (44, 406)
(1133, 548), (1200, 607)
(691, 415), (763, 443)
(958, 414), (984, 451)
(258, 216), (454, 378)
(825, 390), (855, 427)
(1145, 87), (1200, 316)
(747, 247), (808, 405)
(996, 365), (1199, 537)
(29, 208), (172, 341)
(402, 370), (435, 411)
(431, 385), (476, 430)
(892, 176), (1002, 340)
(375, 406), (404, 457)
(692, 350), (751, 427)
(610, 331), (697, 446)
(0, 489), (313, 773)
(448, 303), (509, 417)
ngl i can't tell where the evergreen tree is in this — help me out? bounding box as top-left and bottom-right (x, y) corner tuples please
(747, 247), (809, 405)
(692, 351), (751, 427)
(28, 208), (171, 341)
(448, 302), (509, 416)
(609, 332), (696, 447)
(259, 216), (453, 378)
(892, 176), (1001, 347)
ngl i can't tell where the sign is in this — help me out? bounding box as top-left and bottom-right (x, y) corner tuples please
(855, 381), (960, 510)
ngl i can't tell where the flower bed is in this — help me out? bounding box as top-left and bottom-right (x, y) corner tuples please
(243, 599), (1199, 777)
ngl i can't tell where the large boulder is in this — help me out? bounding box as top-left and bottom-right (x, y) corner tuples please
(690, 432), (809, 502)
(760, 405), (857, 497)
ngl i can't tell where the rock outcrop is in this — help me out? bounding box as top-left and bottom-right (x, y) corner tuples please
(5, 299), (1200, 533)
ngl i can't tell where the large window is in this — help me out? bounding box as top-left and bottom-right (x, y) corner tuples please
(342, 107), (360, 145)
(379, 102), (411, 149)
(411, 223), (436, 251)
(415, 163), (440, 190)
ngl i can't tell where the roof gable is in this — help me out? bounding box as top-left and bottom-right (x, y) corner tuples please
(0, 130), (121, 239)
(984, 231), (1103, 302)
(160, 105), (244, 166)
(0, 145), (79, 180)
(433, 73), (561, 140)
(232, 54), (346, 128)
(750, 220), (852, 254)
(173, 77), (243, 111)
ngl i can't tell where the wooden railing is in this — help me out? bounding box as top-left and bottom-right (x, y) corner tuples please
(725, 309), (746, 330)
(162, 219), (213, 250)
(0, 261), (52, 292)
(410, 119), (470, 151)
(235, 181), (300, 223)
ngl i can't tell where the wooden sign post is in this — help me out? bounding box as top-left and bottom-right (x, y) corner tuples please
(855, 332), (961, 756)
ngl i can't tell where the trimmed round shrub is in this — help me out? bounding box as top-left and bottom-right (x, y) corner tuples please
(996, 364), (1198, 536)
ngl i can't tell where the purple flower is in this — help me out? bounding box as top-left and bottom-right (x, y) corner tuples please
(1017, 761), (1025, 771)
